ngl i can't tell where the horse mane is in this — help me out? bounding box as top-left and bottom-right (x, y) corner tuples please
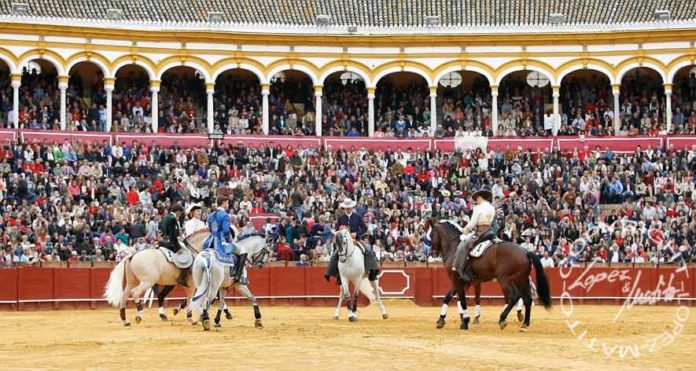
(238, 233), (265, 241)
(439, 220), (464, 235)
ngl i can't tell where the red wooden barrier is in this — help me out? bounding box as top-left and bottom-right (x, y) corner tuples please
(1, 266), (695, 310)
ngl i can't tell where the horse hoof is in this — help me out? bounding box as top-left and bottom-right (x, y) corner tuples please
(173, 308), (180, 316)
(135, 316), (142, 324)
(333, 316), (339, 320)
(202, 319), (211, 331)
(436, 320), (445, 329)
(159, 314), (168, 321)
(499, 321), (508, 330)
(189, 320), (198, 326)
(349, 316), (358, 322)
(382, 314), (389, 320)
(460, 322), (469, 330)
(519, 325), (528, 333)
(255, 320), (264, 329)
(123, 321), (131, 327)
(473, 316), (480, 325)
(214, 322), (221, 328)
(225, 313), (233, 320)
(517, 310), (524, 323)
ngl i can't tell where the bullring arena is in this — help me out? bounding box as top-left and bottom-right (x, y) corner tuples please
(2, 0), (696, 370)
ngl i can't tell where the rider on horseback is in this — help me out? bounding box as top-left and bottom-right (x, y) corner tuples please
(452, 188), (495, 281)
(160, 203), (189, 286)
(184, 203), (207, 237)
(324, 198), (380, 284)
(204, 196), (246, 282)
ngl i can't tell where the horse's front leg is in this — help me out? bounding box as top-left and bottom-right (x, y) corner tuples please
(334, 283), (344, 320)
(454, 279), (470, 330)
(237, 284), (263, 328)
(349, 279), (360, 322)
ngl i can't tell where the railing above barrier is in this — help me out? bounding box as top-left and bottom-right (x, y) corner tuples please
(2, 129), (694, 152)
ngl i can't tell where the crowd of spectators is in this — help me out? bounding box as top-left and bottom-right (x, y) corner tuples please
(268, 77), (316, 136)
(321, 78), (368, 136)
(671, 71), (696, 135)
(374, 80), (431, 137)
(1, 136), (695, 268)
(213, 75), (263, 135)
(7, 69), (696, 139)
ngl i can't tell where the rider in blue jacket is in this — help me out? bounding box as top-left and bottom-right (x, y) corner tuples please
(204, 196), (246, 282)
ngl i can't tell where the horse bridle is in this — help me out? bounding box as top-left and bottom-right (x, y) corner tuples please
(335, 229), (356, 262)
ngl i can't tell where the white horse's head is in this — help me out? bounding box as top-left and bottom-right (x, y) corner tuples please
(236, 235), (271, 268)
(334, 228), (355, 260)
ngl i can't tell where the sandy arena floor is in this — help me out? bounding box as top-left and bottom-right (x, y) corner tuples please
(0, 301), (694, 370)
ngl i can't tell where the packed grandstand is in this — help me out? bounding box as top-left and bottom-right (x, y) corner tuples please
(0, 0), (695, 269)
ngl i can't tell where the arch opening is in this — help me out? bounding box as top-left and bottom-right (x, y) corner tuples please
(374, 71), (429, 137)
(322, 70), (367, 136)
(269, 70), (314, 136)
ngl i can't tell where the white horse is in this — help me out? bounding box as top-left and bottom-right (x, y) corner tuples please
(187, 234), (271, 331)
(333, 228), (388, 322)
(103, 232), (207, 326)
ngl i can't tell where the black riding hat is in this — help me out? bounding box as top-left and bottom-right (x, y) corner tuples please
(471, 188), (493, 202)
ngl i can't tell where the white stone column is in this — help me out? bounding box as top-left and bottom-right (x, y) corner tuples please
(59, 75), (68, 130)
(314, 85), (323, 136)
(11, 73), (20, 128)
(552, 85), (560, 135)
(612, 84), (621, 132)
(206, 82), (215, 133)
(665, 83), (673, 133)
(262, 84), (270, 135)
(105, 85), (114, 132)
(150, 80), (160, 133)
(429, 86), (437, 135)
(491, 85), (499, 136)
(368, 87), (375, 137)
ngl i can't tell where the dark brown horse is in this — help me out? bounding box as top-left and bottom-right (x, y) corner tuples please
(426, 218), (551, 331)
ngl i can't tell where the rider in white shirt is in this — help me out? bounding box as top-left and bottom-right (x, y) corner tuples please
(184, 203), (208, 238)
(453, 188), (496, 281)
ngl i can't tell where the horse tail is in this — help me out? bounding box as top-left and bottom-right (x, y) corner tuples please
(359, 278), (376, 303)
(528, 252), (552, 309)
(191, 253), (212, 311)
(104, 258), (127, 307)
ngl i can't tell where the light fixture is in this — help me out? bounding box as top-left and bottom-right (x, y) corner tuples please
(526, 71), (550, 88)
(208, 11), (223, 23)
(340, 71), (361, 86)
(439, 72), (462, 88)
(425, 16), (440, 27)
(654, 10), (671, 22)
(107, 8), (124, 20)
(549, 13), (565, 25)
(11, 2), (29, 16)
(316, 15), (332, 26)
(271, 72), (286, 84)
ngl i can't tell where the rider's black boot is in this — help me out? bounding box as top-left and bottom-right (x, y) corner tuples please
(233, 253), (248, 282)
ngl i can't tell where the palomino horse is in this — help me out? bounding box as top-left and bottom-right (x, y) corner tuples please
(104, 231), (207, 326)
(333, 228), (387, 322)
(426, 219), (551, 332)
(187, 234), (270, 331)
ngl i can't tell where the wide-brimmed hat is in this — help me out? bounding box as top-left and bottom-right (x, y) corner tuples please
(472, 188), (493, 202)
(186, 203), (202, 215)
(340, 198), (356, 209)
(440, 189), (451, 197)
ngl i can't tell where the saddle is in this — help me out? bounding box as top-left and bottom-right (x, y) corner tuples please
(212, 248), (238, 267)
(159, 247), (194, 269)
(469, 233), (503, 258)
